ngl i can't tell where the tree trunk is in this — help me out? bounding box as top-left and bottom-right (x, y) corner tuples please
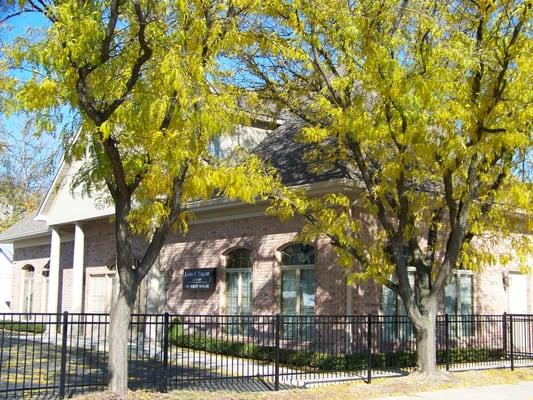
(414, 313), (439, 375)
(108, 285), (136, 398)
(402, 291), (445, 378)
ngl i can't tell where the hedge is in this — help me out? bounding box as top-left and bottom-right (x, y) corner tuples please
(168, 318), (506, 371)
(0, 321), (46, 334)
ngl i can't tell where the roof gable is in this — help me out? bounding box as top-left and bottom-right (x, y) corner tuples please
(37, 159), (114, 225)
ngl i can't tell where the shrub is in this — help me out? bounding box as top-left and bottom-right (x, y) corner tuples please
(0, 321), (46, 334)
(168, 317), (185, 343)
(168, 328), (506, 371)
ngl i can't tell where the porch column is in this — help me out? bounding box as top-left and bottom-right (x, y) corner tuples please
(146, 260), (160, 314)
(72, 223), (85, 313)
(47, 228), (61, 314)
(345, 280), (353, 354)
(146, 259), (161, 340)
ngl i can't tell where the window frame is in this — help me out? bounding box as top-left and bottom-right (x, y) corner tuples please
(280, 244), (316, 341)
(445, 269), (474, 338)
(225, 248), (253, 336)
(22, 265), (35, 319)
(382, 267), (415, 341)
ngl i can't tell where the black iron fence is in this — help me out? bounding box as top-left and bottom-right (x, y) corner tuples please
(1, 313), (532, 399)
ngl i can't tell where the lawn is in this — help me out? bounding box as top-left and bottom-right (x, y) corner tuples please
(74, 368), (533, 400)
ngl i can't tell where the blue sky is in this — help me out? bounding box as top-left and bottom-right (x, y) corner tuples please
(1, 10), (64, 161)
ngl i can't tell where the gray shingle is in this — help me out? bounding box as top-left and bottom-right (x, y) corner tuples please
(0, 211), (48, 242)
(253, 120), (346, 186)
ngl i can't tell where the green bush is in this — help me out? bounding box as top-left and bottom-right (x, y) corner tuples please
(168, 317), (185, 343)
(0, 321), (46, 334)
(168, 328), (506, 371)
(444, 348), (506, 363)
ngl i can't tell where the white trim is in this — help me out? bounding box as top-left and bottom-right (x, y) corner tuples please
(13, 233), (74, 249)
(35, 158), (66, 221)
(225, 267), (252, 273)
(36, 128), (83, 222)
(280, 264), (315, 270)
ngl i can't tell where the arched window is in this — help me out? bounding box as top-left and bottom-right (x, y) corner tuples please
(281, 244), (315, 266)
(22, 265), (35, 317)
(225, 248), (252, 335)
(280, 244), (315, 339)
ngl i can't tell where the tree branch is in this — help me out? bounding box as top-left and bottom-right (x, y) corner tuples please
(136, 163), (190, 279)
(102, 137), (129, 199)
(100, 2), (152, 122)
(100, 0), (121, 64)
(346, 137), (396, 236)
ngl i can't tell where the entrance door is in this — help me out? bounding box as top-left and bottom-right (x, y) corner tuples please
(87, 274), (116, 343)
(508, 273), (529, 354)
(509, 273), (528, 314)
(88, 273), (116, 313)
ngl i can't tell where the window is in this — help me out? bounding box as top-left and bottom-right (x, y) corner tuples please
(225, 248), (252, 335)
(445, 271), (473, 336)
(22, 265), (35, 318)
(382, 270), (415, 341)
(208, 136), (222, 159)
(281, 244), (315, 340)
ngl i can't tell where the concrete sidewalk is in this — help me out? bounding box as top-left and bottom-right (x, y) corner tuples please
(375, 381), (533, 400)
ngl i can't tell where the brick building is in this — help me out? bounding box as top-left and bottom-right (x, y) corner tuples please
(0, 120), (531, 325)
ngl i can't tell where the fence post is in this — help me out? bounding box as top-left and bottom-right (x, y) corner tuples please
(509, 314), (514, 371)
(502, 312), (508, 359)
(274, 314), (281, 391)
(59, 311), (69, 399)
(162, 312), (170, 392)
(367, 314), (372, 384)
(445, 314), (450, 371)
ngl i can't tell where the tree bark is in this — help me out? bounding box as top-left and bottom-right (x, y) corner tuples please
(414, 313), (438, 375)
(108, 284), (137, 398)
(107, 199), (139, 399)
(405, 296), (450, 378)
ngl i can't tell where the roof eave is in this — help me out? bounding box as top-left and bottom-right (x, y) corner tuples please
(187, 178), (356, 212)
(0, 229), (50, 244)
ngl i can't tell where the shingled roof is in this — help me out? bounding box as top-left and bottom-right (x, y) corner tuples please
(252, 120), (346, 186)
(0, 121), (349, 243)
(0, 211), (48, 242)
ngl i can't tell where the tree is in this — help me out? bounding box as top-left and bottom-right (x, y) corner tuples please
(243, 0), (532, 376)
(2, 1), (273, 397)
(0, 118), (58, 231)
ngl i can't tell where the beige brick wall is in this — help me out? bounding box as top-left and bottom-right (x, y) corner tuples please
(160, 215), (347, 316)
(11, 244), (50, 313)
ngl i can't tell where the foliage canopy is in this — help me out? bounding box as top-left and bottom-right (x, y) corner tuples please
(240, 0), (533, 285)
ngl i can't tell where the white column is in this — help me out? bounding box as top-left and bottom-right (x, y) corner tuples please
(72, 223), (85, 313)
(146, 261), (160, 314)
(345, 279), (353, 354)
(47, 228), (61, 314)
(146, 260), (161, 341)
